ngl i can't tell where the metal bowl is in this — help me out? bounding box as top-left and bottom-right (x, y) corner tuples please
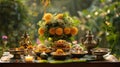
(8, 48), (25, 59)
(71, 51), (87, 58)
(91, 48), (110, 60)
(51, 52), (70, 60)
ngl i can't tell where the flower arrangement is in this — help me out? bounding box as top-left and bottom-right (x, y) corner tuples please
(38, 13), (78, 42)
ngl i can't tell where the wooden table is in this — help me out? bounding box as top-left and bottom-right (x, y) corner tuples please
(0, 62), (120, 67)
(0, 54), (119, 67)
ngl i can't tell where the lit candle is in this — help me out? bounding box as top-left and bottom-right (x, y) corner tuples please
(16, 48), (19, 51)
(25, 55), (34, 63)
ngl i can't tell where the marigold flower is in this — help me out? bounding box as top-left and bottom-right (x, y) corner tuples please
(70, 27), (78, 35)
(38, 27), (45, 36)
(55, 28), (63, 35)
(49, 28), (55, 35)
(56, 13), (63, 19)
(43, 13), (52, 22)
(64, 27), (71, 34)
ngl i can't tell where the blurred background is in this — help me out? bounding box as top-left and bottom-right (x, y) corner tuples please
(0, 0), (120, 59)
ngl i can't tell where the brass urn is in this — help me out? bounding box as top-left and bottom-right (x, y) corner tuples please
(19, 32), (32, 49)
(81, 31), (98, 55)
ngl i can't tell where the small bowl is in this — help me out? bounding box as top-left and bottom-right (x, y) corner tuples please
(40, 52), (48, 60)
(34, 48), (52, 57)
(8, 48), (25, 55)
(8, 48), (25, 59)
(91, 48), (110, 60)
(51, 52), (70, 60)
(35, 51), (51, 57)
(71, 51), (87, 58)
(35, 52), (41, 57)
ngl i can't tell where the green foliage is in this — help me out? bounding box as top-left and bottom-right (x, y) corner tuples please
(78, 1), (120, 58)
(0, 0), (120, 59)
(0, 0), (27, 26)
(0, 0), (28, 47)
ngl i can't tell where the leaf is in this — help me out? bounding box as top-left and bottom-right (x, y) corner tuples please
(39, 36), (45, 44)
(82, 10), (89, 16)
(72, 17), (81, 26)
(100, 0), (105, 3)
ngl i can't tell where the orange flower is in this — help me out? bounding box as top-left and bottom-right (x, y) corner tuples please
(56, 13), (63, 19)
(38, 27), (45, 36)
(55, 28), (63, 35)
(64, 27), (71, 34)
(70, 27), (78, 35)
(42, 13), (52, 22)
(49, 28), (55, 35)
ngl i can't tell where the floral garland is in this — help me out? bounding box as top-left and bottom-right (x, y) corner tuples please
(38, 13), (78, 41)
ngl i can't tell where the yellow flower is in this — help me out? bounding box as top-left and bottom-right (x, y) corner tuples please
(38, 27), (45, 36)
(64, 27), (71, 34)
(49, 28), (55, 35)
(55, 28), (63, 35)
(70, 27), (78, 35)
(43, 13), (53, 22)
(56, 13), (63, 19)
(48, 37), (52, 41)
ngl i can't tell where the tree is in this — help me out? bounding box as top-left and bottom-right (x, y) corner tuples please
(0, 0), (28, 47)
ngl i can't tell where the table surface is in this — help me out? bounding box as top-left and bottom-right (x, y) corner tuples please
(0, 62), (120, 67)
(0, 54), (120, 67)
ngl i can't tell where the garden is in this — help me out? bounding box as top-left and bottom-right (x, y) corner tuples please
(0, 0), (120, 64)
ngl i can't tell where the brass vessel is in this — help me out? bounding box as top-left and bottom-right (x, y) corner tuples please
(81, 31), (98, 55)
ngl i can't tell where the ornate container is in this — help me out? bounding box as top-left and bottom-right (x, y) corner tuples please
(9, 48), (24, 59)
(91, 48), (110, 60)
(19, 32), (32, 49)
(81, 31), (98, 55)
